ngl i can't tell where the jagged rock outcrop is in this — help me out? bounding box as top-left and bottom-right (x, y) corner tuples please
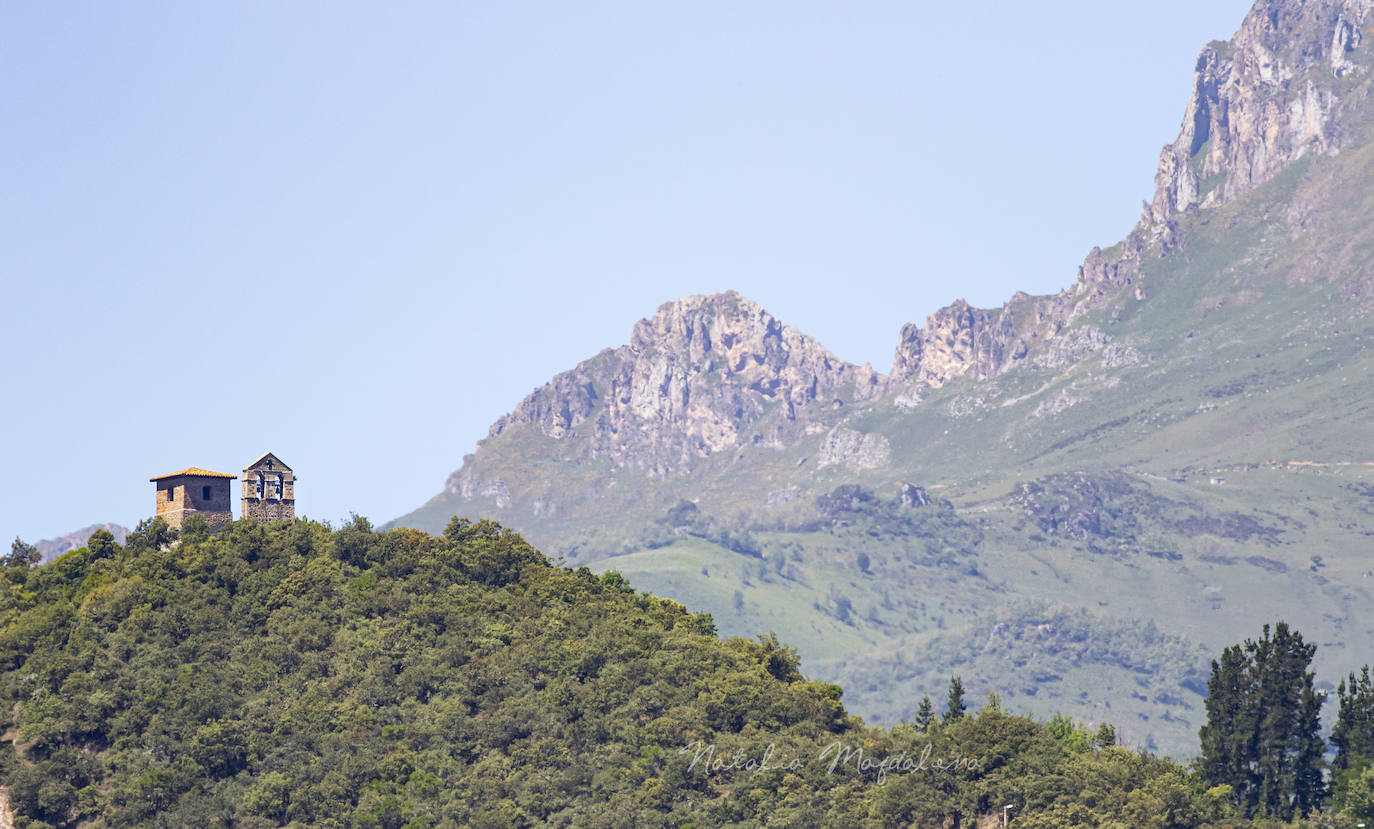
(430, 0), (1374, 526)
(889, 297), (1030, 386)
(1073, 238), (1148, 300)
(1023, 325), (1142, 371)
(818, 425), (891, 470)
(899, 482), (930, 508)
(446, 5), (1369, 449)
(473, 291), (883, 480)
(888, 273), (1147, 394)
(1033, 326), (1109, 370)
(1144, 0), (1374, 225)
(892, 0), (1372, 397)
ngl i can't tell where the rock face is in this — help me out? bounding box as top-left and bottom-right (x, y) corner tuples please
(424, 0), (1374, 519)
(890, 297), (1029, 386)
(899, 482), (930, 508)
(476, 291), (883, 480)
(818, 426), (891, 470)
(1144, 0), (1374, 225)
(462, 0), (1374, 470)
(892, 0), (1372, 394)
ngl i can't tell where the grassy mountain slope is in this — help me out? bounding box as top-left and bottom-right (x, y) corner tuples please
(391, 3), (1374, 757)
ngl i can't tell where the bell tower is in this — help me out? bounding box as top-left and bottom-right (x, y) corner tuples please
(242, 452), (295, 523)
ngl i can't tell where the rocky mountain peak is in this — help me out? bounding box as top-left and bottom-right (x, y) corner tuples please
(478, 291), (882, 480)
(438, 0), (1374, 509)
(889, 294), (1035, 389)
(36, 523), (129, 564)
(627, 291), (850, 405)
(1144, 0), (1374, 226)
(889, 0), (1374, 396)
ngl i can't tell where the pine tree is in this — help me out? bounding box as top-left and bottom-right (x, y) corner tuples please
(1292, 676), (1326, 816)
(942, 676), (966, 724)
(1333, 666), (1374, 771)
(914, 696), (934, 731)
(1331, 666), (1374, 807)
(1198, 622), (1326, 819)
(1199, 643), (1255, 802)
(1094, 722), (1116, 748)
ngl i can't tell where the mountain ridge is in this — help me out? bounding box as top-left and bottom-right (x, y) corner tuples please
(447, 0), (1374, 483)
(469, 290), (883, 483)
(391, 0), (1374, 756)
(34, 523), (128, 564)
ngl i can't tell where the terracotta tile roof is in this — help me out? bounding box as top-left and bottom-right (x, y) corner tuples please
(149, 467), (237, 481)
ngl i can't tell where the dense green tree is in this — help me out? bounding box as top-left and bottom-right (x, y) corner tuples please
(1048, 713), (1094, 753)
(0, 517), (1315, 826)
(1198, 621), (1326, 819)
(124, 516), (178, 552)
(914, 695), (935, 731)
(944, 675), (966, 724)
(5, 537), (40, 569)
(1341, 766), (1374, 821)
(179, 513), (211, 544)
(1334, 666), (1374, 770)
(1332, 666), (1374, 806)
(86, 528), (118, 559)
(1200, 642), (1253, 800)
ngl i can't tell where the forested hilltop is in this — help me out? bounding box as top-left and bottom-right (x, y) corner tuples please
(3, 520), (1373, 827)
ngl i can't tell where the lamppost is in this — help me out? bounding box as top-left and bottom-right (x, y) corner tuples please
(1003, 803), (1015, 827)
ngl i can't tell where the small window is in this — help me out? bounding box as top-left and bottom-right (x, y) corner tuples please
(166, 486), (175, 502)
(273, 474), (283, 500)
(202, 485), (212, 501)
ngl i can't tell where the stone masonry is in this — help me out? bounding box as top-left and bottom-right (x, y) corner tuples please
(242, 452), (295, 523)
(149, 467), (235, 530)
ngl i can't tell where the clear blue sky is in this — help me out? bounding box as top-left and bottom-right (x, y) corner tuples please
(2, 1), (1254, 543)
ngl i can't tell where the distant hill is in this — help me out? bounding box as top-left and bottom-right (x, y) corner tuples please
(391, 0), (1374, 757)
(35, 523), (128, 564)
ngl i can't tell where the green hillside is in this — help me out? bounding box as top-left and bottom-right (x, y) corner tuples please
(0, 521), (1273, 827)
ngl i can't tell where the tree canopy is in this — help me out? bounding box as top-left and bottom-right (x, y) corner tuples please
(0, 518), (1314, 827)
(1197, 621), (1325, 820)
